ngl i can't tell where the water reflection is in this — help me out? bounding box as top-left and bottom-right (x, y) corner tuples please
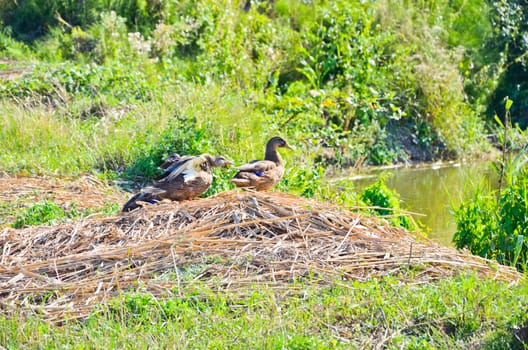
(333, 162), (498, 247)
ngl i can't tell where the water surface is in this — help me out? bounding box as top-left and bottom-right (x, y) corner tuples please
(332, 162), (498, 246)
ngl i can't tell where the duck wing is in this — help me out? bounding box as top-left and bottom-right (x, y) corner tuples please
(159, 153), (181, 170)
(180, 156), (210, 183)
(160, 155), (210, 183)
(237, 160), (277, 173)
(155, 156), (195, 182)
(122, 186), (167, 212)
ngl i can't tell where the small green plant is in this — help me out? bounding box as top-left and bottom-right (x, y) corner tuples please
(10, 200), (119, 229)
(453, 162), (528, 271)
(11, 201), (68, 228)
(122, 114), (205, 181)
(278, 166), (325, 198)
(360, 174), (415, 230)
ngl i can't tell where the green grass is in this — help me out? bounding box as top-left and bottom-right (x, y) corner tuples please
(8, 200), (119, 228)
(1, 0), (510, 177)
(0, 82), (290, 177)
(1, 273), (527, 349)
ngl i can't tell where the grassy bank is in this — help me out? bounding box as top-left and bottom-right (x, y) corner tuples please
(1, 274), (527, 349)
(3, 0), (528, 183)
(1, 185), (526, 348)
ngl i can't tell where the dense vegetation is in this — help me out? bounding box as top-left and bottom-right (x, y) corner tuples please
(1, 0), (528, 184)
(454, 161), (528, 271)
(454, 101), (528, 272)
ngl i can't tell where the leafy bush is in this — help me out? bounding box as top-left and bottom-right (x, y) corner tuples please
(268, 1), (416, 165)
(377, 0), (492, 158)
(278, 166), (325, 198)
(484, 0), (528, 128)
(0, 0), (171, 42)
(0, 27), (32, 59)
(453, 151), (528, 271)
(123, 114), (205, 181)
(360, 175), (415, 230)
(454, 101), (528, 271)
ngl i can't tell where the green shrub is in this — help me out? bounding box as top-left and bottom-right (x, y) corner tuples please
(0, 27), (33, 59)
(271, 0), (415, 165)
(360, 175), (415, 230)
(377, 0), (492, 158)
(483, 0), (528, 128)
(453, 152), (528, 271)
(454, 101), (528, 271)
(452, 185), (498, 258)
(122, 114), (205, 181)
(278, 166), (325, 198)
(0, 0), (172, 42)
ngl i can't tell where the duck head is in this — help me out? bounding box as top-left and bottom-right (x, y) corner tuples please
(267, 136), (295, 151)
(205, 155), (234, 168)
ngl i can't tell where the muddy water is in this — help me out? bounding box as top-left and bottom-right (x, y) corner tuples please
(332, 162), (498, 247)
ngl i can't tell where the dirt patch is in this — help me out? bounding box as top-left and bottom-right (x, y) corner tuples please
(0, 190), (520, 322)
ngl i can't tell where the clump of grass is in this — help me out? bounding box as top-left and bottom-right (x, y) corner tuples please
(361, 174), (416, 230)
(11, 201), (67, 228)
(11, 200), (119, 228)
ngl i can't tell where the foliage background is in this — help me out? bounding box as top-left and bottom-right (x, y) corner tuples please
(2, 0), (527, 181)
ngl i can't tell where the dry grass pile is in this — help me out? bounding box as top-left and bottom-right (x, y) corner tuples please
(0, 175), (127, 227)
(0, 175), (127, 209)
(0, 190), (522, 322)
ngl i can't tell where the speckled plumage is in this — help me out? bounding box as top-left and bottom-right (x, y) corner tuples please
(122, 154), (232, 212)
(231, 136), (294, 191)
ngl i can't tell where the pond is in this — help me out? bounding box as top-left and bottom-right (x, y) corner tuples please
(331, 161), (499, 247)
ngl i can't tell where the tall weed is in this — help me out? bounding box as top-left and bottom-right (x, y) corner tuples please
(453, 156), (528, 271)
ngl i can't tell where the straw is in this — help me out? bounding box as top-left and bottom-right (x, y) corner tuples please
(0, 190), (521, 322)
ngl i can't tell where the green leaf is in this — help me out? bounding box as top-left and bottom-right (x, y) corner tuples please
(494, 115), (504, 127)
(512, 235), (524, 266)
(505, 99), (513, 111)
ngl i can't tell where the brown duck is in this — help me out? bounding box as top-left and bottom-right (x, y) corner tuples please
(230, 136), (295, 191)
(122, 154), (233, 212)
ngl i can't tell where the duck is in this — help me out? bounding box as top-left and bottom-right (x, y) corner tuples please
(122, 154), (233, 212)
(230, 136), (295, 191)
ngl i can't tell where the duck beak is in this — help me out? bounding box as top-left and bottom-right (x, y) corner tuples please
(225, 160), (235, 166)
(285, 143), (296, 150)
